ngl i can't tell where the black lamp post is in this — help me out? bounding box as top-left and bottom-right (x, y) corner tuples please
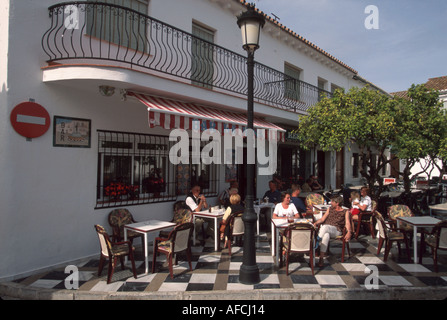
(237, 4), (265, 285)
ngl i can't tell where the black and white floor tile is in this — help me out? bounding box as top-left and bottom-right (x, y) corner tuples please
(12, 231), (447, 294)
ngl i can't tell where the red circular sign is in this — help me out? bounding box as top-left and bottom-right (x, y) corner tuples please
(10, 102), (50, 138)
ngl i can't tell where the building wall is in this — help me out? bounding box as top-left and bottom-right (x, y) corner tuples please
(1, 0), (368, 279)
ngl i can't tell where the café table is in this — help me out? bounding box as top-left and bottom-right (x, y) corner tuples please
(253, 202), (275, 235)
(429, 202), (447, 217)
(124, 220), (176, 274)
(396, 216), (441, 264)
(271, 218), (314, 265)
(192, 208), (225, 251)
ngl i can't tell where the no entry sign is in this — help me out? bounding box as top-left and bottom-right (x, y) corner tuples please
(10, 102), (50, 138)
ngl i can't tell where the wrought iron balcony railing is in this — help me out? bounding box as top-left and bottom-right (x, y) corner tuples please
(42, 2), (331, 112)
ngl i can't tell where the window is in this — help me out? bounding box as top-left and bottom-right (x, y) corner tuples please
(191, 22), (215, 89)
(352, 153), (359, 178)
(318, 77), (328, 101)
(331, 83), (344, 94)
(96, 130), (218, 208)
(284, 63), (302, 101)
(87, 0), (149, 52)
(175, 139), (218, 197)
(96, 130), (176, 208)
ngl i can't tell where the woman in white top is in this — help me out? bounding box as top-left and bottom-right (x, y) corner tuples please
(273, 193), (300, 219)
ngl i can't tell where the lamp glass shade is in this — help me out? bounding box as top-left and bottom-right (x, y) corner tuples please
(237, 6), (265, 52)
(240, 20), (262, 51)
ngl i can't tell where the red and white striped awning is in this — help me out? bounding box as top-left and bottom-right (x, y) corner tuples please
(129, 92), (285, 141)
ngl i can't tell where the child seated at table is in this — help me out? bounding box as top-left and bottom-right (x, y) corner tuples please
(350, 190), (360, 216)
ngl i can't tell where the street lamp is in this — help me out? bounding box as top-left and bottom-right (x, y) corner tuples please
(237, 4), (265, 285)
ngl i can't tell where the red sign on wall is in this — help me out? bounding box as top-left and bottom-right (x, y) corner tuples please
(10, 102), (50, 138)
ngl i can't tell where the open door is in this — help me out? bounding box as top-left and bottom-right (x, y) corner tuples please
(336, 148), (344, 189)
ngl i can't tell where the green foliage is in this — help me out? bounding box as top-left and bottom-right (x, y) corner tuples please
(295, 84), (447, 195)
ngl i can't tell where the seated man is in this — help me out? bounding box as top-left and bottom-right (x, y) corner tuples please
(290, 184), (306, 215)
(218, 181), (239, 208)
(311, 175), (323, 190)
(263, 180), (281, 204)
(301, 178), (313, 192)
(259, 180), (281, 229)
(185, 184), (209, 240)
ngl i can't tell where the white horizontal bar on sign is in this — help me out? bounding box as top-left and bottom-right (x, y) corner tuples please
(16, 114), (46, 125)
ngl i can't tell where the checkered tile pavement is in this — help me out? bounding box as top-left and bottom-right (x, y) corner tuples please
(12, 233), (447, 293)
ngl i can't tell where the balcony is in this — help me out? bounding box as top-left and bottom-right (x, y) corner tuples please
(41, 2), (331, 113)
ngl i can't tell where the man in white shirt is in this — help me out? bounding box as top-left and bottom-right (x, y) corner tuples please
(186, 184), (208, 212)
(186, 184), (209, 241)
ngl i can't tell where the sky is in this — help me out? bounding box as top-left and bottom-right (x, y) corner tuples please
(253, 0), (447, 93)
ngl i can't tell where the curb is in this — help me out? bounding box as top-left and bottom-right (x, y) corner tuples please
(1, 282), (447, 300)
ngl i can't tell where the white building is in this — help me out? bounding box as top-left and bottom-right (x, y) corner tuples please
(0, 0), (382, 280)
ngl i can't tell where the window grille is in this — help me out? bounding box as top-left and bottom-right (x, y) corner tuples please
(96, 130), (217, 209)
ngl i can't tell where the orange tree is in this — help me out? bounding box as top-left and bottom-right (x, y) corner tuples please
(296, 85), (447, 199)
(392, 84), (447, 191)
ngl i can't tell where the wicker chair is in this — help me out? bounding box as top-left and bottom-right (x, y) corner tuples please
(94, 225), (137, 284)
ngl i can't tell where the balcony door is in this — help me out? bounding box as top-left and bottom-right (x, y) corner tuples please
(191, 23), (214, 89)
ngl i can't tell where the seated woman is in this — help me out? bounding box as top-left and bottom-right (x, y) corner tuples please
(314, 195), (352, 267)
(219, 193), (244, 248)
(273, 192), (300, 219)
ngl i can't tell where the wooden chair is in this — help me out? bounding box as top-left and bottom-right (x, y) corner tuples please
(374, 211), (411, 262)
(419, 220), (447, 272)
(354, 200), (377, 239)
(280, 222), (315, 275)
(108, 208), (144, 256)
(94, 225), (137, 284)
(152, 222), (194, 279)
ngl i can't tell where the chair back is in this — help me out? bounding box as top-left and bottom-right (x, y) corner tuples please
(94, 225), (112, 257)
(229, 211), (244, 237)
(172, 208), (192, 224)
(371, 200), (377, 212)
(433, 220), (447, 250)
(388, 204), (413, 220)
(306, 193), (324, 207)
(373, 211), (387, 239)
(170, 222), (194, 253)
(108, 208), (134, 237)
(285, 223), (315, 252)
